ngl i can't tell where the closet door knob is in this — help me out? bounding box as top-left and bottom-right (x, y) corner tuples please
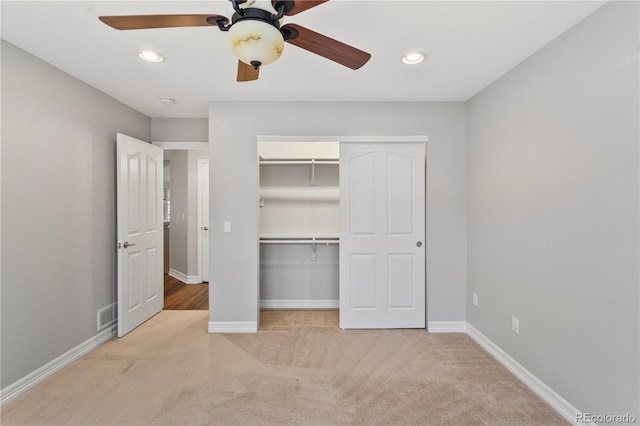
(416, 241), (423, 247)
(202, 226), (209, 231)
(123, 241), (135, 248)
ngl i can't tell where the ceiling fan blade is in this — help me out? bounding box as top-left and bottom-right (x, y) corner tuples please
(237, 61), (260, 82)
(273, 0), (329, 16)
(99, 14), (227, 30)
(283, 24), (371, 70)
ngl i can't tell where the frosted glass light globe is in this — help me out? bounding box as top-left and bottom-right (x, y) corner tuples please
(228, 20), (284, 67)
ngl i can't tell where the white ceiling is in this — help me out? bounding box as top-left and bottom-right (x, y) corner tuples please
(1, 1), (606, 118)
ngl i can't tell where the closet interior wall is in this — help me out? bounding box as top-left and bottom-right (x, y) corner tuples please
(258, 142), (340, 309)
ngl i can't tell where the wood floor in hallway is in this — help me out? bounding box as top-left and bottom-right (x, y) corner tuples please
(163, 274), (208, 310)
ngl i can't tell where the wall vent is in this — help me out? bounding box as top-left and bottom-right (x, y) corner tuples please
(97, 303), (117, 331)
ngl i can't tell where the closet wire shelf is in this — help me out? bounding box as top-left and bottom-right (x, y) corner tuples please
(260, 237), (339, 261)
(259, 237), (339, 245)
(260, 158), (339, 186)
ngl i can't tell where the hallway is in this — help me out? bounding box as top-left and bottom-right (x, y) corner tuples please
(163, 274), (208, 310)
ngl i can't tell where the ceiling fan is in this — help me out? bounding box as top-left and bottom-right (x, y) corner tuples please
(99, 0), (371, 82)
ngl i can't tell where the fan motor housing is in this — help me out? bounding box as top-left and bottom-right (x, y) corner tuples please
(231, 7), (281, 28)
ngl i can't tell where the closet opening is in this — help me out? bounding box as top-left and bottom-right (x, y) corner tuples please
(258, 141), (340, 329)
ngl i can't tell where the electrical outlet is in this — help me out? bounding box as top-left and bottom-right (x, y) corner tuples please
(224, 221), (231, 233)
(472, 292), (478, 307)
(511, 316), (520, 335)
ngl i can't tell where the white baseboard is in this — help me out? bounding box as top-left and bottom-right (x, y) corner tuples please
(428, 321), (467, 333)
(208, 321), (258, 333)
(0, 326), (116, 406)
(168, 268), (200, 284)
(260, 299), (339, 309)
(466, 324), (583, 425)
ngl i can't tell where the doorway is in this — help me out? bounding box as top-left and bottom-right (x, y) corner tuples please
(159, 146), (209, 310)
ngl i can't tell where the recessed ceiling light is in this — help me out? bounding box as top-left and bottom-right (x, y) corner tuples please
(159, 97), (175, 105)
(138, 50), (164, 63)
(401, 51), (426, 65)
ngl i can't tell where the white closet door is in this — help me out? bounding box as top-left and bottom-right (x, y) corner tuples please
(339, 142), (426, 329)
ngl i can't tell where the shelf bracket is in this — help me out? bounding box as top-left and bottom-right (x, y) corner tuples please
(310, 159), (317, 186)
(311, 237), (318, 261)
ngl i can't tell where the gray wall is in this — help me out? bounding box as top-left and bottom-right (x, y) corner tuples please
(209, 102), (468, 326)
(169, 150), (189, 275)
(260, 245), (339, 302)
(1, 40), (150, 388)
(151, 118), (208, 142)
(467, 1), (639, 417)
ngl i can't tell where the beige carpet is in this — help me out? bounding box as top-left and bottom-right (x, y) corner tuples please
(1, 311), (567, 425)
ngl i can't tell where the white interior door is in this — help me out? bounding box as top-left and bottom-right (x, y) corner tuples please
(198, 160), (210, 282)
(117, 133), (164, 337)
(340, 141), (426, 329)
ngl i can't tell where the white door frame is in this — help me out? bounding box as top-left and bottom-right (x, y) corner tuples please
(197, 159), (210, 283)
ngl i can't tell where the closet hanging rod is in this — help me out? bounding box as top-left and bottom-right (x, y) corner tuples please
(259, 159), (339, 165)
(259, 238), (339, 245)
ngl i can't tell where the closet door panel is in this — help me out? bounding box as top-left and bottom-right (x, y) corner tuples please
(349, 254), (377, 309)
(348, 152), (377, 236)
(340, 141), (426, 329)
(387, 253), (414, 309)
(387, 152), (414, 236)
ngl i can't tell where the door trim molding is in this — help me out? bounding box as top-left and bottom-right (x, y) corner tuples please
(0, 326), (116, 406)
(197, 159), (209, 283)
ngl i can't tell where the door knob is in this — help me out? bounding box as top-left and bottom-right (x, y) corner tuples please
(202, 226), (209, 231)
(123, 241), (135, 248)
(416, 241), (423, 247)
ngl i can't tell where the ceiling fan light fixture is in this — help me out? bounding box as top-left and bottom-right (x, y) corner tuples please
(138, 50), (164, 63)
(228, 19), (284, 67)
(401, 51), (426, 65)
